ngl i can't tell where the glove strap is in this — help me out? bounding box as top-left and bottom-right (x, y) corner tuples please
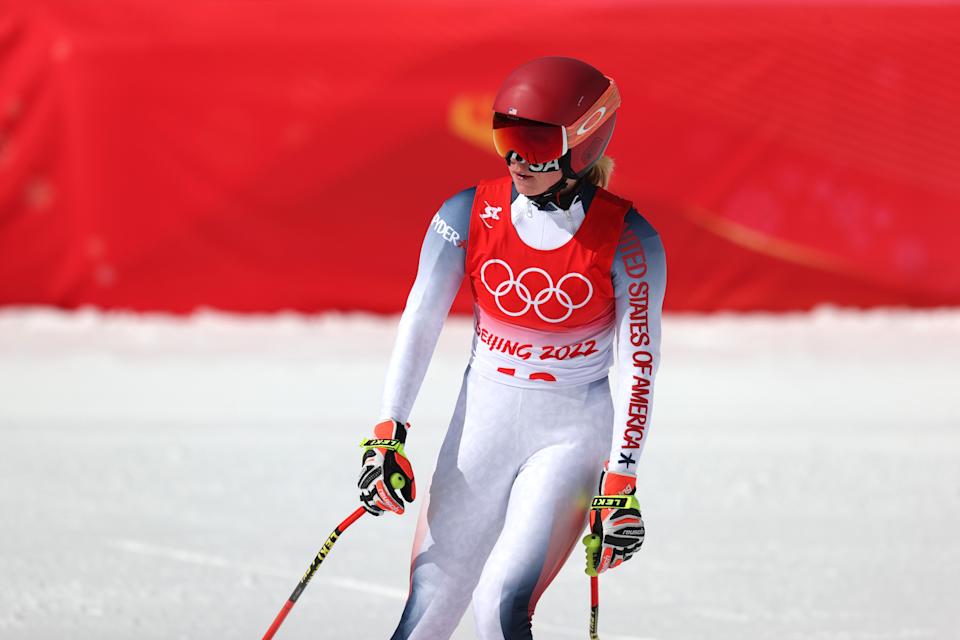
(590, 494), (641, 511)
(359, 438), (406, 457)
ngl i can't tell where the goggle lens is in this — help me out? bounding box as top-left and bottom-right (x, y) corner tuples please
(492, 114), (565, 165)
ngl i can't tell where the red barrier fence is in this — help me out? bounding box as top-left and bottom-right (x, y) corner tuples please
(2, 1), (958, 312)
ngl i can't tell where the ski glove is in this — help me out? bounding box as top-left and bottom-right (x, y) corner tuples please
(584, 466), (645, 575)
(358, 419), (416, 516)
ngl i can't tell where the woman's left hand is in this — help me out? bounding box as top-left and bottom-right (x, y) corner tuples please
(584, 468), (645, 575)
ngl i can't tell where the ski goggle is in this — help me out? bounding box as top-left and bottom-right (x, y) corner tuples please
(492, 77), (620, 165)
(492, 115), (565, 166)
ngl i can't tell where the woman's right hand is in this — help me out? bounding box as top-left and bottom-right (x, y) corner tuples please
(358, 419), (416, 516)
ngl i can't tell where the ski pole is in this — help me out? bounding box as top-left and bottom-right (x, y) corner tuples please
(583, 533), (602, 639)
(589, 574), (600, 640)
(583, 534), (602, 639)
(262, 473), (407, 640)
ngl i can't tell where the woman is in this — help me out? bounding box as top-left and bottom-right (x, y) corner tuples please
(357, 56), (666, 640)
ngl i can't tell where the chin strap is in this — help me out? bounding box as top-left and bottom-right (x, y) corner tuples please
(530, 179), (586, 210)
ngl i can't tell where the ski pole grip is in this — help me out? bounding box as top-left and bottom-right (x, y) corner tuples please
(582, 534), (602, 577)
(390, 472), (406, 490)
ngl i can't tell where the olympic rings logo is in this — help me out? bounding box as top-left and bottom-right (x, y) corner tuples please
(480, 259), (593, 324)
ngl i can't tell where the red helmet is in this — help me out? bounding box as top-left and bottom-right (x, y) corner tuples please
(492, 56), (620, 177)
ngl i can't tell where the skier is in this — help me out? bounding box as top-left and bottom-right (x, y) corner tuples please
(358, 56), (666, 639)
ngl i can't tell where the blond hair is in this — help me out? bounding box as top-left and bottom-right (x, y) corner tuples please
(584, 156), (615, 189)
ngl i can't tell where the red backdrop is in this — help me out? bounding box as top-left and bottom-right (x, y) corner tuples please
(2, 0), (958, 313)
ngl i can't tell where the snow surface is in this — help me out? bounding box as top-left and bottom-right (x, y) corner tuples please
(0, 308), (958, 640)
